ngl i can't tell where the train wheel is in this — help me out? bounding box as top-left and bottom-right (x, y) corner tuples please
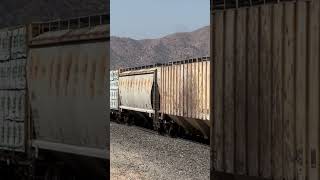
(128, 117), (135, 126)
(168, 123), (178, 138)
(116, 113), (122, 123)
(123, 115), (129, 125)
(44, 165), (76, 180)
(153, 119), (163, 135)
(44, 166), (62, 180)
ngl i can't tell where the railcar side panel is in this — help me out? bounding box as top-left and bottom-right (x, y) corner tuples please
(0, 27), (27, 153)
(0, 59), (26, 89)
(27, 42), (108, 153)
(118, 70), (155, 113)
(0, 90), (25, 151)
(0, 30), (11, 61)
(159, 58), (210, 121)
(110, 70), (119, 110)
(159, 58), (210, 137)
(26, 16), (109, 159)
(11, 27), (27, 59)
(211, 1), (320, 180)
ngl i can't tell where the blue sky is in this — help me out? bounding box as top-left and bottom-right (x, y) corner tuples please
(111, 0), (210, 40)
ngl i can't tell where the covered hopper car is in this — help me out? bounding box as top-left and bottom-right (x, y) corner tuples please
(110, 57), (210, 140)
(0, 14), (109, 179)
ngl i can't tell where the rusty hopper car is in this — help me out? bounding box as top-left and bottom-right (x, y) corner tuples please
(111, 57), (210, 139)
(0, 14), (109, 179)
(211, 0), (320, 180)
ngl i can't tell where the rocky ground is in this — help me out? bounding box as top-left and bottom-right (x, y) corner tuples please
(110, 122), (210, 180)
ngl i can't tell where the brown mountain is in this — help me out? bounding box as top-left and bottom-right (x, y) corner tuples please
(111, 25), (210, 69)
(0, 0), (108, 28)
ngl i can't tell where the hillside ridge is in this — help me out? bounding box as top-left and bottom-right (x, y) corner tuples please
(111, 25), (209, 69)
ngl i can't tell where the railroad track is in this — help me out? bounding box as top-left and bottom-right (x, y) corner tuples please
(110, 119), (209, 147)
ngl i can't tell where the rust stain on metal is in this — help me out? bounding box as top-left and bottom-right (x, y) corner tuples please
(82, 55), (89, 96)
(27, 54), (33, 81)
(97, 55), (107, 96)
(65, 54), (72, 87)
(83, 56), (89, 75)
(49, 59), (54, 94)
(65, 59), (72, 96)
(55, 57), (62, 96)
(41, 63), (46, 77)
(90, 60), (97, 98)
(31, 91), (36, 101)
(33, 57), (39, 80)
(73, 59), (79, 96)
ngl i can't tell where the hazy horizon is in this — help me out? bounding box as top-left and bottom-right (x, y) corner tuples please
(111, 0), (209, 40)
(111, 25), (209, 40)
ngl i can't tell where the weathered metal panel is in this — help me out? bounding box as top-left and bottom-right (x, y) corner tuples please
(29, 14), (109, 46)
(118, 70), (155, 113)
(0, 30), (11, 61)
(11, 27), (27, 59)
(0, 90), (26, 152)
(29, 24), (109, 46)
(211, 1), (320, 180)
(110, 70), (119, 110)
(0, 59), (26, 89)
(159, 59), (210, 120)
(0, 61), (7, 88)
(159, 58), (210, 137)
(27, 41), (109, 155)
(0, 27), (27, 153)
(26, 14), (109, 159)
(0, 26), (27, 61)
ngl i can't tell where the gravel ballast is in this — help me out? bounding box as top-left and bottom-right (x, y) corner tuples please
(110, 122), (210, 180)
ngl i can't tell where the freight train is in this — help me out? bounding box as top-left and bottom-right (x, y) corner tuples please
(0, 14), (109, 179)
(110, 57), (210, 141)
